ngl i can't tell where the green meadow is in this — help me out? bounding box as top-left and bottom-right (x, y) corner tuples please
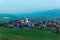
(0, 27), (60, 40)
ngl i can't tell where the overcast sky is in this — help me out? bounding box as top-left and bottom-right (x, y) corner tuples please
(0, 0), (60, 13)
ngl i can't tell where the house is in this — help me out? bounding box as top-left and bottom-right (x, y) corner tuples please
(0, 23), (3, 27)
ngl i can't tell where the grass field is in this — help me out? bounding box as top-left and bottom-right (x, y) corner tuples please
(0, 27), (60, 40)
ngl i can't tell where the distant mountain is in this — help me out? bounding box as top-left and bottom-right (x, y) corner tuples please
(11, 9), (60, 20)
(0, 9), (60, 19)
(14, 9), (60, 17)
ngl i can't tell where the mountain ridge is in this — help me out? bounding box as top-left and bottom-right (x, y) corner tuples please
(0, 9), (60, 17)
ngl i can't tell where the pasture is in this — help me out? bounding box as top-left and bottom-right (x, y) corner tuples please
(0, 27), (60, 40)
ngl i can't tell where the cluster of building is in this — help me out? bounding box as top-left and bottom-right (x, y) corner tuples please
(0, 17), (60, 34)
